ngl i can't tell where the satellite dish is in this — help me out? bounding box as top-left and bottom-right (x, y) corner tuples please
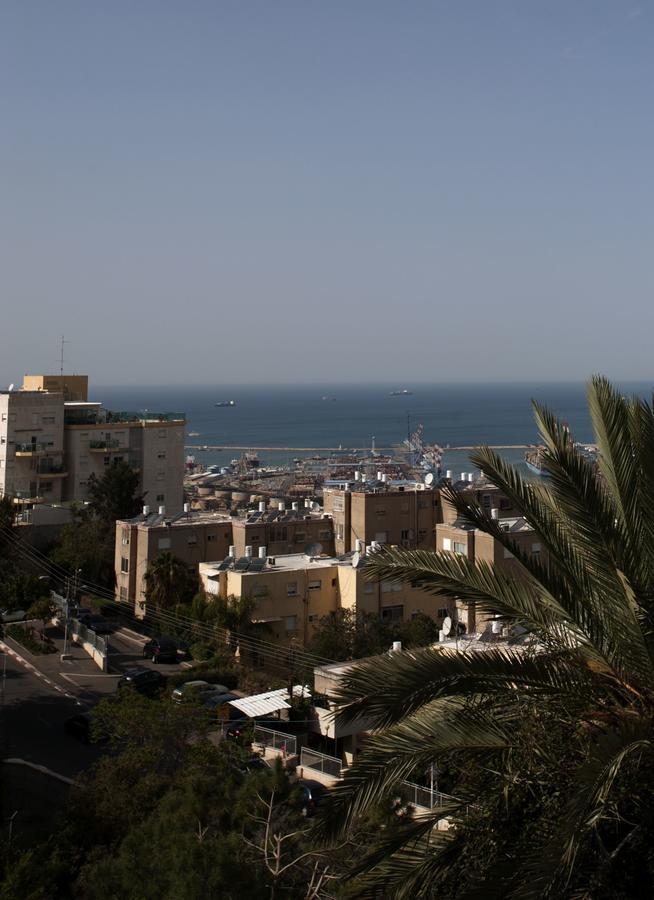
(442, 616), (452, 636)
(424, 472), (434, 486)
(351, 551), (361, 568)
(304, 542), (323, 558)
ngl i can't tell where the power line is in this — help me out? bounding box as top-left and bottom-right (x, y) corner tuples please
(1, 525), (336, 669)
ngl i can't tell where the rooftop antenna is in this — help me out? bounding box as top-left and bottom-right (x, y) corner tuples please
(59, 334), (70, 376)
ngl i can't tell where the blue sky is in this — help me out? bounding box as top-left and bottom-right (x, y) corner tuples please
(1, 2), (652, 384)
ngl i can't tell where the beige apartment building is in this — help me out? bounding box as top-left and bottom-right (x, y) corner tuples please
(323, 480), (442, 555)
(116, 508), (233, 612)
(231, 502), (335, 559)
(436, 514), (544, 633)
(199, 549), (451, 648)
(0, 375), (186, 514)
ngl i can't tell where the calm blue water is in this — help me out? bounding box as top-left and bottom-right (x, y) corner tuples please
(94, 382), (653, 473)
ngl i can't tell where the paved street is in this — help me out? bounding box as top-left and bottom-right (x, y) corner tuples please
(1, 623), (191, 781)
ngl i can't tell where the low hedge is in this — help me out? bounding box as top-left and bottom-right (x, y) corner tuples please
(6, 624), (57, 655)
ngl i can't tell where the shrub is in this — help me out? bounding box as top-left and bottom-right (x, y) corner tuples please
(167, 655), (239, 690)
(6, 624), (57, 655)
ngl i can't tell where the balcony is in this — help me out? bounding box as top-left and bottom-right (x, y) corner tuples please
(36, 463), (68, 478)
(89, 439), (122, 452)
(14, 442), (56, 457)
(12, 491), (44, 505)
(65, 410), (186, 426)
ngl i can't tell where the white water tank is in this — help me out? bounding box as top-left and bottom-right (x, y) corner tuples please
(228, 545), (235, 557)
(183, 502), (190, 514)
(304, 498), (311, 508)
(258, 545), (267, 559)
(158, 505), (166, 516)
(460, 473), (466, 482)
(278, 500), (285, 511)
(491, 619), (503, 634)
(377, 471), (383, 481)
(391, 641), (402, 653)
(354, 539), (363, 553)
(245, 545), (253, 557)
(491, 508), (499, 520)
(354, 471), (361, 482)
(292, 501), (299, 511)
(445, 470), (452, 480)
(143, 505), (150, 516)
(259, 501), (266, 512)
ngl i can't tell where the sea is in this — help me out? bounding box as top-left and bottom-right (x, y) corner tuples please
(96, 382), (653, 477)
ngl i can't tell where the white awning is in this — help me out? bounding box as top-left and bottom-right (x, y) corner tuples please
(228, 685), (311, 718)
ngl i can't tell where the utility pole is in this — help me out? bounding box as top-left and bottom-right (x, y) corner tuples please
(59, 335), (69, 376)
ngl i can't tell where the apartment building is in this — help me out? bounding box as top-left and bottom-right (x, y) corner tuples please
(199, 549), (450, 647)
(231, 501), (335, 559)
(0, 375), (186, 514)
(436, 514), (544, 632)
(323, 478), (442, 555)
(116, 507), (233, 611)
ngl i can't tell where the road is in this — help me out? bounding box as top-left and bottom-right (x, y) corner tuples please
(1, 626), (188, 780)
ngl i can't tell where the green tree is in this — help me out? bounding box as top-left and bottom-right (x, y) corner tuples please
(87, 461), (143, 528)
(49, 516), (115, 590)
(322, 377), (654, 898)
(144, 551), (197, 609)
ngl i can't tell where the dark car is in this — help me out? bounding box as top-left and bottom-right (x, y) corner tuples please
(64, 713), (109, 745)
(142, 636), (178, 664)
(0, 608), (27, 624)
(118, 668), (166, 696)
(79, 614), (113, 634)
(297, 779), (328, 817)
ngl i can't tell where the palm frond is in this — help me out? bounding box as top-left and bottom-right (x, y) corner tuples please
(334, 644), (597, 730)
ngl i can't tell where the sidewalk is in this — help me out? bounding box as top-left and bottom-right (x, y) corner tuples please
(1, 624), (120, 705)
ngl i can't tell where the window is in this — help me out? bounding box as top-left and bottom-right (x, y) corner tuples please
(308, 579), (322, 591)
(42, 415), (55, 425)
(531, 542), (541, 559)
(319, 530), (331, 540)
(187, 535), (198, 545)
(158, 537), (171, 550)
(121, 557), (129, 573)
(207, 534), (217, 542)
(252, 583), (267, 597)
(381, 605), (404, 622)
(374, 531), (387, 543)
(272, 527), (287, 542)
(410, 610), (422, 620)
(400, 529), (413, 541)
(158, 429), (167, 438)
(119, 587), (127, 600)
(285, 615), (297, 632)
(437, 607), (449, 619)
(294, 532), (305, 543)
(453, 541), (467, 555)
(121, 529), (130, 546)
(331, 577), (337, 587)
(331, 496), (344, 513)
(156, 494), (165, 502)
(286, 581), (298, 596)
(103, 456), (111, 466)
(375, 507), (386, 516)
(364, 581), (374, 594)
(442, 537), (452, 551)
(499, 498), (512, 510)
(382, 580), (402, 593)
(40, 481), (53, 493)
(308, 613), (320, 624)
(481, 494), (491, 508)
(157, 451), (166, 460)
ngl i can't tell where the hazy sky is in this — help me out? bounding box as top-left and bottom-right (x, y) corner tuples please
(2, 2), (653, 385)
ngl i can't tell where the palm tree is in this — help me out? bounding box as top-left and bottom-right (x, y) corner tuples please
(143, 551), (194, 609)
(322, 377), (654, 898)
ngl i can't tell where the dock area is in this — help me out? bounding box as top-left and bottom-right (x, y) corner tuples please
(184, 443), (538, 452)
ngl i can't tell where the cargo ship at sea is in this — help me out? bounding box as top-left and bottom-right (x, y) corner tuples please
(215, 400), (236, 407)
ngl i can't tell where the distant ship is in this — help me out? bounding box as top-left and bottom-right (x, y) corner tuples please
(524, 447), (548, 476)
(188, 431), (200, 437)
(215, 400), (236, 408)
(321, 396), (336, 402)
(389, 389), (413, 396)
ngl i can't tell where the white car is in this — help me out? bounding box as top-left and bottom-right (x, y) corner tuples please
(171, 680), (230, 703)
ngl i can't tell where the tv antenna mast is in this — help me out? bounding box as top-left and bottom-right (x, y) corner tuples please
(59, 335), (70, 376)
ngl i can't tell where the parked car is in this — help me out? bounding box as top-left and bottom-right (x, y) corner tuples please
(117, 668), (166, 696)
(296, 779), (328, 817)
(73, 607), (92, 620)
(0, 608), (27, 624)
(171, 680), (230, 703)
(143, 636), (178, 664)
(204, 692), (240, 716)
(79, 614), (113, 634)
(63, 713), (109, 745)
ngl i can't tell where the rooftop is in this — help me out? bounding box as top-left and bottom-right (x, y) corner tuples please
(121, 509), (232, 529)
(446, 516), (533, 534)
(201, 549), (360, 576)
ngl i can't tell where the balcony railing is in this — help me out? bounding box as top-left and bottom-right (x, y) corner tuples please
(65, 410), (185, 426)
(253, 726), (297, 757)
(89, 439), (121, 451)
(14, 442), (54, 455)
(299, 747), (342, 779)
(36, 463), (67, 476)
